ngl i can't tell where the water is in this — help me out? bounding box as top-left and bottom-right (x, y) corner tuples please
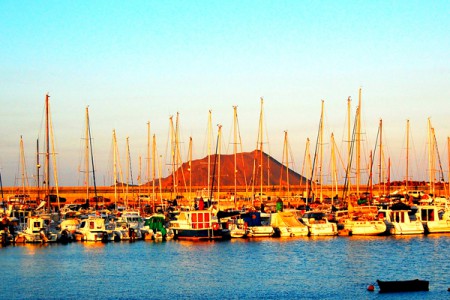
(1, 235), (450, 299)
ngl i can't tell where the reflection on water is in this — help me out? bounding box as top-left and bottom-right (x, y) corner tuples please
(1, 236), (450, 299)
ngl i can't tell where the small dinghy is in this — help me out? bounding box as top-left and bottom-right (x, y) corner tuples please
(377, 279), (429, 293)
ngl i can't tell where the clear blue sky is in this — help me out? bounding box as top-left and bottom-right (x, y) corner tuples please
(1, 1), (449, 188)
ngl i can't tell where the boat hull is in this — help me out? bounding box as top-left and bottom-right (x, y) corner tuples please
(377, 279), (429, 293)
(246, 226), (274, 237)
(173, 228), (231, 241)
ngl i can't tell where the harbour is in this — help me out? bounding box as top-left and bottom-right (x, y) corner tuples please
(1, 235), (449, 299)
(2, 2), (450, 299)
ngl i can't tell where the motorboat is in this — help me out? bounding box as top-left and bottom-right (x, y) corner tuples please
(339, 206), (387, 236)
(271, 211), (309, 237)
(169, 210), (230, 240)
(15, 215), (58, 243)
(301, 211), (338, 236)
(378, 208), (424, 235)
(341, 218), (387, 236)
(241, 211), (274, 237)
(143, 214), (174, 241)
(74, 216), (114, 242)
(417, 205), (450, 233)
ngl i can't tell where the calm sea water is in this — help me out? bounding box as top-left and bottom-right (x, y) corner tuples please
(1, 235), (449, 299)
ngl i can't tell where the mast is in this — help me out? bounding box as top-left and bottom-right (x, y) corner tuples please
(253, 98), (265, 202)
(19, 136), (29, 197)
(87, 107), (98, 206)
(152, 134), (157, 209)
(113, 130), (117, 210)
(280, 131), (290, 197)
(169, 115), (176, 199)
(405, 119), (409, 193)
(319, 100), (324, 202)
(49, 102), (60, 210)
(147, 121), (151, 202)
(302, 138), (312, 205)
(84, 107), (90, 200)
(346, 96), (352, 195)
(188, 136), (192, 202)
(233, 106), (238, 201)
(378, 119), (383, 196)
(207, 110), (212, 200)
(45, 93), (50, 211)
(217, 125), (222, 204)
(427, 118), (434, 195)
(36, 139), (40, 203)
(356, 88), (362, 199)
(330, 133), (338, 204)
(126, 137), (134, 208)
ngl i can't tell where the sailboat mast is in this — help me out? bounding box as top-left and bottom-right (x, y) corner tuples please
(330, 133), (337, 204)
(85, 107), (90, 200)
(147, 121), (151, 201)
(233, 106), (238, 200)
(207, 110), (212, 199)
(36, 139), (40, 203)
(45, 93), (50, 210)
(49, 103), (60, 210)
(188, 136), (192, 202)
(346, 97), (352, 194)
(256, 98), (264, 199)
(427, 118), (434, 195)
(169, 115), (176, 199)
(281, 131), (290, 197)
(319, 100), (324, 202)
(217, 125), (222, 203)
(152, 134), (156, 208)
(113, 130), (118, 210)
(378, 119), (383, 196)
(87, 107), (98, 204)
(303, 138), (311, 205)
(19, 136), (29, 197)
(405, 119), (410, 192)
(356, 88), (362, 198)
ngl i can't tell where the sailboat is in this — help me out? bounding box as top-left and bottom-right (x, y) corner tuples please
(39, 93), (66, 211)
(339, 89), (386, 236)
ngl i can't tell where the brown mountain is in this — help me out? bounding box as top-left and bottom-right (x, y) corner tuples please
(148, 150), (308, 190)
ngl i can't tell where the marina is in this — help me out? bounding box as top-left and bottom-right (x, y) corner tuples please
(2, 2), (449, 299)
(1, 235), (449, 299)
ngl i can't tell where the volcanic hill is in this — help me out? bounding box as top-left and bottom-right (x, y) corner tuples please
(148, 150), (308, 190)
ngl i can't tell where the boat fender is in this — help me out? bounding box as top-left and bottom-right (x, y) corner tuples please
(244, 222), (248, 231)
(367, 285), (375, 292)
(212, 223), (219, 230)
(102, 231), (109, 242)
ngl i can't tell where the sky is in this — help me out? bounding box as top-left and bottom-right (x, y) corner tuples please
(0, 1), (449, 188)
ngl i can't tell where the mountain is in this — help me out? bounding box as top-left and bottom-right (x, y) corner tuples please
(148, 150), (308, 190)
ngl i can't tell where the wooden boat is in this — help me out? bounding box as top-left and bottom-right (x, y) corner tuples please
(169, 210), (230, 240)
(377, 279), (429, 293)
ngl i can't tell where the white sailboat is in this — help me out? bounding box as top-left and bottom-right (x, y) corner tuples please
(340, 89), (387, 236)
